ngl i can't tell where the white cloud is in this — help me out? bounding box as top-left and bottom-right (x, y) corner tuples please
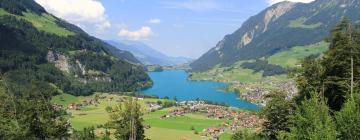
(35, 0), (111, 32)
(118, 26), (153, 40)
(148, 18), (162, 24)
(266, 0), (315, 5)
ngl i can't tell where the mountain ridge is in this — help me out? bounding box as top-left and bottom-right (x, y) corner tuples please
(0, 0), (151, 96)
(107, 40), (193, 66)
(190, 0), (360, 72)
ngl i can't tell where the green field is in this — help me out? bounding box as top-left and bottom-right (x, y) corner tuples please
(0, 8), (74, 36)
(189, 61), (287, 84)
(190, 42), (329, 85)
(288, 17), (322, 29)
(267, 41), (329, 68)
(144, 108), (230, 140)
(52, 93), (232, 140)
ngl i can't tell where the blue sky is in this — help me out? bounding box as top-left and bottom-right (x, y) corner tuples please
(35, 0), (314, 58)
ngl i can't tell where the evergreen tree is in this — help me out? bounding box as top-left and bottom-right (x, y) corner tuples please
(261, 91), (294, 139)
(278, 93), (336, 140)
(110, 98), (145, 140)
(72, 126), (96, 140)
(0, 80), (70, 139)
(335, 93), (360, 140)
(296, 19), (360, 111)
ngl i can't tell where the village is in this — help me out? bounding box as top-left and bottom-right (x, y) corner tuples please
(52, 94), (264, 140)
(158, 101), (264, 139)
(231, 80), (297, 106)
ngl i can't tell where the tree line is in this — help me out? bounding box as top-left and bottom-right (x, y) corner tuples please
(232, 19), (360, 140)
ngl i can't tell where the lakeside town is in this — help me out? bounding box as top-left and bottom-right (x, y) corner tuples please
(53, 94), (264, 140)
(234, 80), (297, 106)
(155, 101), (263, 140)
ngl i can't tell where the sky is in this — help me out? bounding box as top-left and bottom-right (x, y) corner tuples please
(35, 0), (315, 59)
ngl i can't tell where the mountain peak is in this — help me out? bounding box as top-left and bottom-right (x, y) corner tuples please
(190, 0), (360, 72)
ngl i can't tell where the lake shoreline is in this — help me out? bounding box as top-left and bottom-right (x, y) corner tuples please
(142, 70), (259, 110)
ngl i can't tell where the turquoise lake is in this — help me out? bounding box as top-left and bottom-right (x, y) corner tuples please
(142, 70), (259, 110)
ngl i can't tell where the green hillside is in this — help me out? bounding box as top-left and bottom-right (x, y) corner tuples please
(191, 0), (360, 72)
(0, 0), (151, 97)
(267, 41), (329, 68)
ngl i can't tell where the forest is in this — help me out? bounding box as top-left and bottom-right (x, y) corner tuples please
(231, 19), (360, 140)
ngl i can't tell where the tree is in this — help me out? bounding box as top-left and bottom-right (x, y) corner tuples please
(0, 81), (70, 139)
(261, 91), (294, 139)
(232, 129), (263, 140)
(296, 19), (360, 111)
(72, 126), (96, 140)
(278, 93), (336, 140)
(110, 98), (145, 140)
(335, 93), (360, 140)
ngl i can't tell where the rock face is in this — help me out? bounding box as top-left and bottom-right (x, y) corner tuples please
(190, 0), (360, 72)
(47, 50), (113, 83)
(47, 50), (70, 73)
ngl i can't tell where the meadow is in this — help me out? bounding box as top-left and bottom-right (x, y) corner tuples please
(0, 8), (74, 36)
(52, 93), (233, 140)
(267, 41), (329, 68)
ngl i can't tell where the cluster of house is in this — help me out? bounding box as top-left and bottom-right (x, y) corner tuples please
(68, 98), (100, 110)
(236, 80), (297, 106)
(159, 101), (264, 139)
(145, 101), (162, 112)
(200, 127), (225, 138)
(200, 111), (263, 138)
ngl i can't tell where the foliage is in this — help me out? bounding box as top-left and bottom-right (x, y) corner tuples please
(241, 59), (287, 76)
(72, 126), (96, 140)
(110, 98), (145, 140)
(232, 129), (263, 140)
(277, 93), (336, 140)
(0, 80), (70, 139)
(0, 0), (45, 15)
(261, 91), (294, 139)
(335, 93), (360, 140)
(0, 10), (150, 96)
(295, 19), (360, 111)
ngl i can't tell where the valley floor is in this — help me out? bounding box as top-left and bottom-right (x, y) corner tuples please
(52, 93), (260, 140)
(188, 42), (329, 106)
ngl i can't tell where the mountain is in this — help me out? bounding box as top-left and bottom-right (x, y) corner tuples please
(190, 0), (360, 71)
(103, 43), (142, 65)
(0, 0), (151, 96)
(107, 40), (193, 66)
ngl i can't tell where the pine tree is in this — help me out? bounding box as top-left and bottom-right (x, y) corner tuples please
(110, 98), (145, 140)
(335, 93), (360, 140)
(261, 91), (294, 139)
(296, 18), (360, 111)
(278, 93), (336, 140)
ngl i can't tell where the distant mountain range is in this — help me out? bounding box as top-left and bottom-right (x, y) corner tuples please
(191, 0), (360, 71)
(107, 40), (193, 66)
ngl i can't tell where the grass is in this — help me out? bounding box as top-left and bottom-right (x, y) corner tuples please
(219, 132), (233, 140)
(189, 61), (287, 84)
(144, 109), (225, 132)
(51, 93), (233, 139)
(51, 93), (81, 106)
(144, 108), (231, 140)
(267, 41), (329, 68)
(145, 127), (207, 140)
(288, 17), (322, 29)
(0, 8), (74, 36)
